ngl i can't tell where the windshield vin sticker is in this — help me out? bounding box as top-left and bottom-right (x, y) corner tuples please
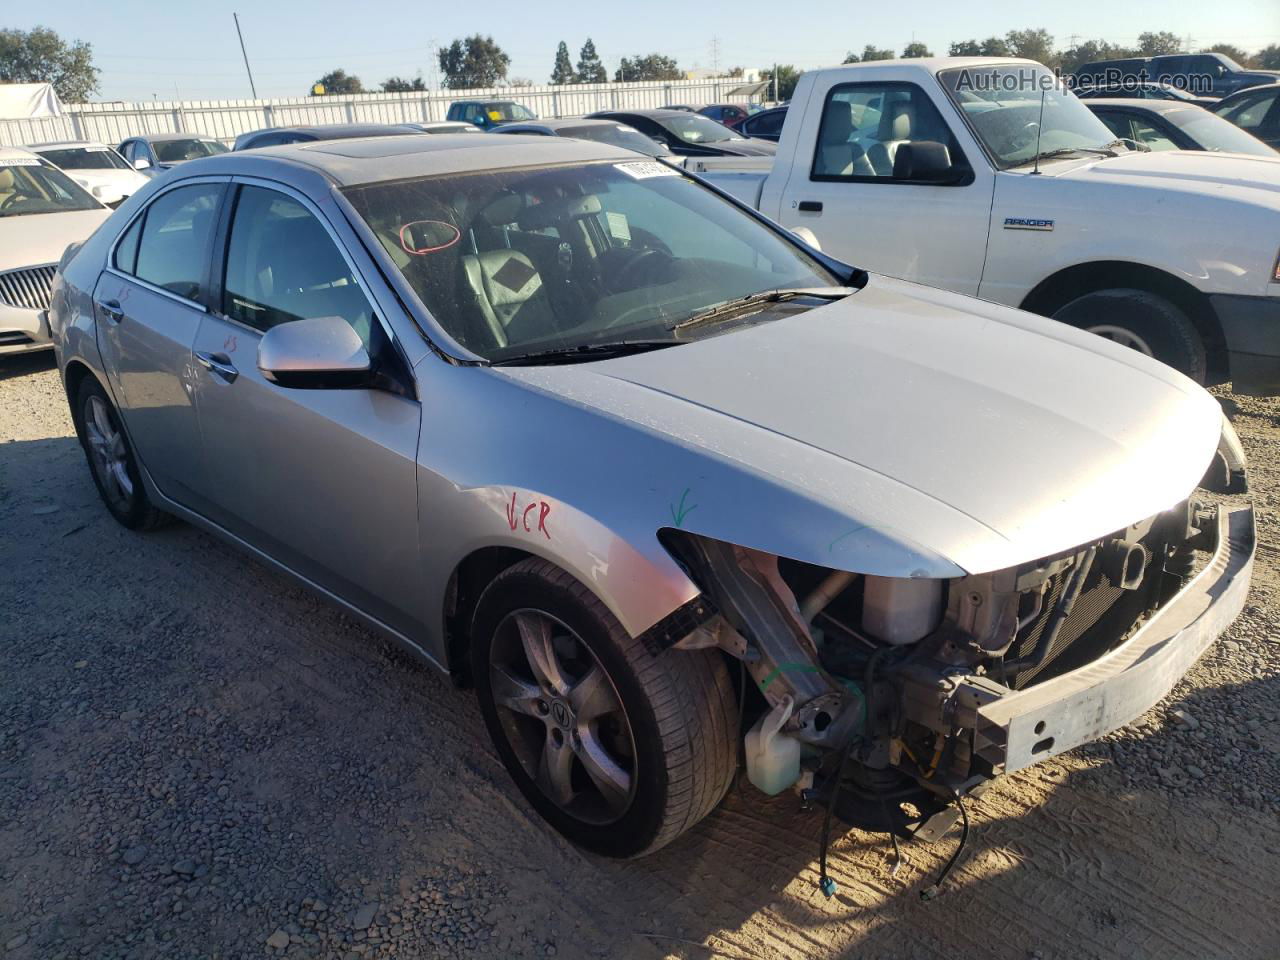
(1004, 217), (1054, 231)
(615, 161), (680, 180)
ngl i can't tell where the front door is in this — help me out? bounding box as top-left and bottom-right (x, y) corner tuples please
(95, 180), (225, 507)
(189, 181), (423, 636)
(773, 79), (994, 295)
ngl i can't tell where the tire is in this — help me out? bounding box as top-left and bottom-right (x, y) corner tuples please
(72, 377), (171, 531)
(471, 558), (739, 858)
(1052, 288), (1206, 384)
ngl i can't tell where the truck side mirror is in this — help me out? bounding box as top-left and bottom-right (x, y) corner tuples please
(892, 141), (960, 183)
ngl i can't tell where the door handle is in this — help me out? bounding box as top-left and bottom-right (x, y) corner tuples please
(195, 351), (239, 383)
(797, 200), (823, 213)
(97, 299), (124, 323)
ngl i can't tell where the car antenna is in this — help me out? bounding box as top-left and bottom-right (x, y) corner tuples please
(1032, 86), (1047, 175)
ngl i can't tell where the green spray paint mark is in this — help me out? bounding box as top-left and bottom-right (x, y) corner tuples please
(670, 488), (697, 527)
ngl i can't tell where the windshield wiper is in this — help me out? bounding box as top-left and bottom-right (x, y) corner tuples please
(669, 287), (855, 334)
(1014, 143), (1122, 168)
(490, 340), (680, 366)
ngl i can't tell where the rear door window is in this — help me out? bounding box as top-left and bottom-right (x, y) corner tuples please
(133, 183), (223, 300)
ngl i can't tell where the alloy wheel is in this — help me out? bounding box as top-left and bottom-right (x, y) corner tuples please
(1087, 324), (1156, 357)
(83, 394), (134, 512)
(488, 609), (637, 824)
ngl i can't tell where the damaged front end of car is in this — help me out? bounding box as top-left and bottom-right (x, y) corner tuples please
(655, 475), (1255, 859)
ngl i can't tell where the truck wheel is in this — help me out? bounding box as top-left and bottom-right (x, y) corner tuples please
(471, 558), (739, 858)
(72, 377), (171, 530)
(1052, 288), (1206, 383)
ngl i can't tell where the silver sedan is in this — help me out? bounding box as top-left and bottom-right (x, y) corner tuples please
(51, 134), (1253, 865)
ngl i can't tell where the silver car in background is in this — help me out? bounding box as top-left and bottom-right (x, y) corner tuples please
(50, 135), (1254, 864)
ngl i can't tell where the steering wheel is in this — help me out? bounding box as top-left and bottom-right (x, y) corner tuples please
(612, 247), (675, 293)
(0, 193), (29, 211)
(1009, 121), (1041, 153)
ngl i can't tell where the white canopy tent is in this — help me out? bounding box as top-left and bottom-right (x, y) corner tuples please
(0, 84), (64, 120)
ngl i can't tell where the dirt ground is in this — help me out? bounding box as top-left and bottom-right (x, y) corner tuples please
(1, 349), (1278, 960)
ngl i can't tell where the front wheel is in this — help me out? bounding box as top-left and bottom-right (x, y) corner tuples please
(471, 558), (739, 858)
(1052, 288), (1206, 383)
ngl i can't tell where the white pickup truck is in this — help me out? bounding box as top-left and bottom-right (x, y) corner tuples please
(695, 58), (1280, 393)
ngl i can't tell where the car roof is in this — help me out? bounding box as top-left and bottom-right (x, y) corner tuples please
(507, 118), (634, 133)
(0, 145), (39, 161)
(247, 123), (419, 138)
(129, 132), (222, 143)
(193, 133), (636, 187)
(592, 109), (696, 121)
(25, 140), (112, 150)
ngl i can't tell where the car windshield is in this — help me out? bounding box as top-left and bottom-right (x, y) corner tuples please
(1175, 111), (1276, 156)
(153, 139), (230, 163)
(343, 160), (840, 363)
(559, 124), (670, 156)
(0, 158), (101, 217)
(36, 146), (130, 171)
(939, 65), (1119, 169)
(659, 114), (743, 144)
(485, 103), (536, 123)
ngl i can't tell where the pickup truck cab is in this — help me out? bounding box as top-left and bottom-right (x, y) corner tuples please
(697, 58), (1280, 393)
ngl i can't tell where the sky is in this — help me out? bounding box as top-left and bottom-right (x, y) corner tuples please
(10, 0), (1280, 102)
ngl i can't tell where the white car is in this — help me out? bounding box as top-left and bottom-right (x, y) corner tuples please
(27, 140), (150, 208)
(698, 57), (1280, 394)
(0, 147), (110, 356)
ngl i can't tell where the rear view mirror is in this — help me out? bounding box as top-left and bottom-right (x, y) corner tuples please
(132, 157), (152, 170)
(892, 141), (961, 183)
(258, 315), (372, 389)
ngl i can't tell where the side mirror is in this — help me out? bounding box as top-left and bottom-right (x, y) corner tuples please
(257, 315), (372, 389)
(132, 157), (152, 170)
(892, 141), (960, 183)
(790, 226), (822, 251)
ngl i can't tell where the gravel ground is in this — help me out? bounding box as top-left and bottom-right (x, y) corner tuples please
(1, 350), (1278, 960)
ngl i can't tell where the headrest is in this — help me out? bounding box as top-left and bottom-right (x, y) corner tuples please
(880, 99), (917, 141)
(479, 191), (524, 226)
(821, 100), (854, 144)
(0, 168), (15, 190)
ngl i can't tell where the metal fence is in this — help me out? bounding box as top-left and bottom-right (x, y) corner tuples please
(0, 79), (746, 148)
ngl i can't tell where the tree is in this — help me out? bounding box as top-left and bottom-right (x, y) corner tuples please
(949, 40), (982, 56)
(311, 69), (363, 95)
(1058, 39), (1135, 74)
(380, 75), (426, 93)
(859, 45), (895, 62)
(760, 64), (802, 101)
(1257, 44), (1280, 70)
(550, 41), (576, 84)
(614, 54), (682, 82)
(577, 38), (607, 83)
(1201, 43), (1251, 67)
(439, 35), (510, 89)
(1005, 28), (1055, 66)
(1136, 31), (1182, 56)
(902, 42), (933, 59)
(725, 66), (744, 78)
(0, 26), (99, 102)
(842, 51), (860, 64)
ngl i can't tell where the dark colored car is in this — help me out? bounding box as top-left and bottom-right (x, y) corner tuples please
(1073, 83), (1215, 107)
(698, 104), (752, 129)
(1212, 85), (1280, 150)
(585, 109), (777, 158)
(1073, 53), (1279, 99)
(117, 134), (229, 173)
(493, 118), (674, 157)
(737, 106), (788, 142)
(1085, 99), (1277, 157)
(445, 100), (537, 130)
(233, 123), (423, 151)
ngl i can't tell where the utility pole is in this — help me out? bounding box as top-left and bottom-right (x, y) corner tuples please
(710, 36), (721, 75)
(233, 13), (258, 99)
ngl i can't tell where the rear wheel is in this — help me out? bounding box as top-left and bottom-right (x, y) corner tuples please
(73, 378), (171, 530)
(1052, 288), (1206, 383)
(471, 558), (739, 857)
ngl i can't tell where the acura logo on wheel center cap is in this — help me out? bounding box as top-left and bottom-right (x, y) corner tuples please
(550, 699), (572, 729)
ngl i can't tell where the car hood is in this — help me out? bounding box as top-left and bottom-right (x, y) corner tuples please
(63, 168), (148, 199)
(713, 138), (778, 156)
(497, 276), (1223, 576)
(1049, 148), (1280, 201)
(0, 208), (111, 272)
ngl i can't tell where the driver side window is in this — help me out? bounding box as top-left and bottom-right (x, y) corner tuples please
(221, 186), (376, 347)
(811, 82), (963, 181)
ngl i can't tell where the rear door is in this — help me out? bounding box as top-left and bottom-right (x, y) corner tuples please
(774, 78), (994, 295)
(188, 179), (424, 636)
(95, 178), (226, 508)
